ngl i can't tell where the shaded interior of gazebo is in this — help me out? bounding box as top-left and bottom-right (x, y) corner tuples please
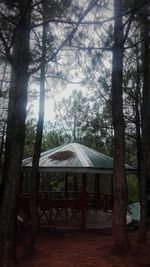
(20, 143), (135, 229)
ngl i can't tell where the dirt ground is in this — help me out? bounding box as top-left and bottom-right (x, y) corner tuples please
(17, 227), (150, 267)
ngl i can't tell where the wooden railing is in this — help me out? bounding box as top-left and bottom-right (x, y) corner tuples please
(18, 192), (114, 227)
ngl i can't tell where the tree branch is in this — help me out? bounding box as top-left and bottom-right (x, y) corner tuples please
(29, 0), (102, 75)
(63, 45), (112, 51)
(0, 31), (13, 65)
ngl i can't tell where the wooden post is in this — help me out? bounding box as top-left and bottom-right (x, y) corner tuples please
(37, 172), (40, 194)
(19, 172), (24, 195)
(95, 174), (100, 209)
(110, 175), (114, 211)
(74, 174), (78, 197)
(81, 173), (87, 229)
(65, 173), (68, 198)
(65, 173), (68, 225)
(111, 175), (114, 195)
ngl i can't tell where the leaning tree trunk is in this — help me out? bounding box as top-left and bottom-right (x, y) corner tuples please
(29, 9), (47, 252)
(0, 2), (31, 266)
(111, 0), (128, 254)
(138, 2), (150, 243)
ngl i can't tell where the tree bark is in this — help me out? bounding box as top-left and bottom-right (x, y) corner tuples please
(138, 2), (150, 243)
(134, 47), (142, 184)
(111, 0), (128, 254)
(29, 2), (47, 251)
(0, 2), (31, 266)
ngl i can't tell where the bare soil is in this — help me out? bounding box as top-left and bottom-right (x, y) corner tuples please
(17, 227), (150, 267)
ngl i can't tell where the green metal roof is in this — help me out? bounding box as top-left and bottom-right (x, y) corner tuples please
(22, 142), (136, 174)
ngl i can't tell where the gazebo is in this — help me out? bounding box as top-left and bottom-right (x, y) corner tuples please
(21, 142), (135, 228)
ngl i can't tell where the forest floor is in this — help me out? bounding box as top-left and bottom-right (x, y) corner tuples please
(17, 227), (150, 267)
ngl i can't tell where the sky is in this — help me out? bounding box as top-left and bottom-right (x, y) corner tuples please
(29, 79), (86, 123)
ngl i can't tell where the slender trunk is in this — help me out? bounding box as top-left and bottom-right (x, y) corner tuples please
(0, 61), (8, 164)
(0, 123), (6, 209)
(134, 47), (142, 185)
(29, 8), (47, 251)
(138, 3), (150, 243)
(0, 2), (31, 266)
(111, 0), (128, 254)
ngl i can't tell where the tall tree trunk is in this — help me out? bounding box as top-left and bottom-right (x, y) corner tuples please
(111, 0), (128, 254)
(29, 3), (47, 251)
(134, 47), (142, 188)
(0, 62), (7, 185)
(0, 122), (6, 209)
(138, 2), (150, 243)
(0, 1), (31, 266)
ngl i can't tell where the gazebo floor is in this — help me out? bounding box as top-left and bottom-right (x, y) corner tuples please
(40, 209), (112, 230)
(86, 209), (112, 229)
